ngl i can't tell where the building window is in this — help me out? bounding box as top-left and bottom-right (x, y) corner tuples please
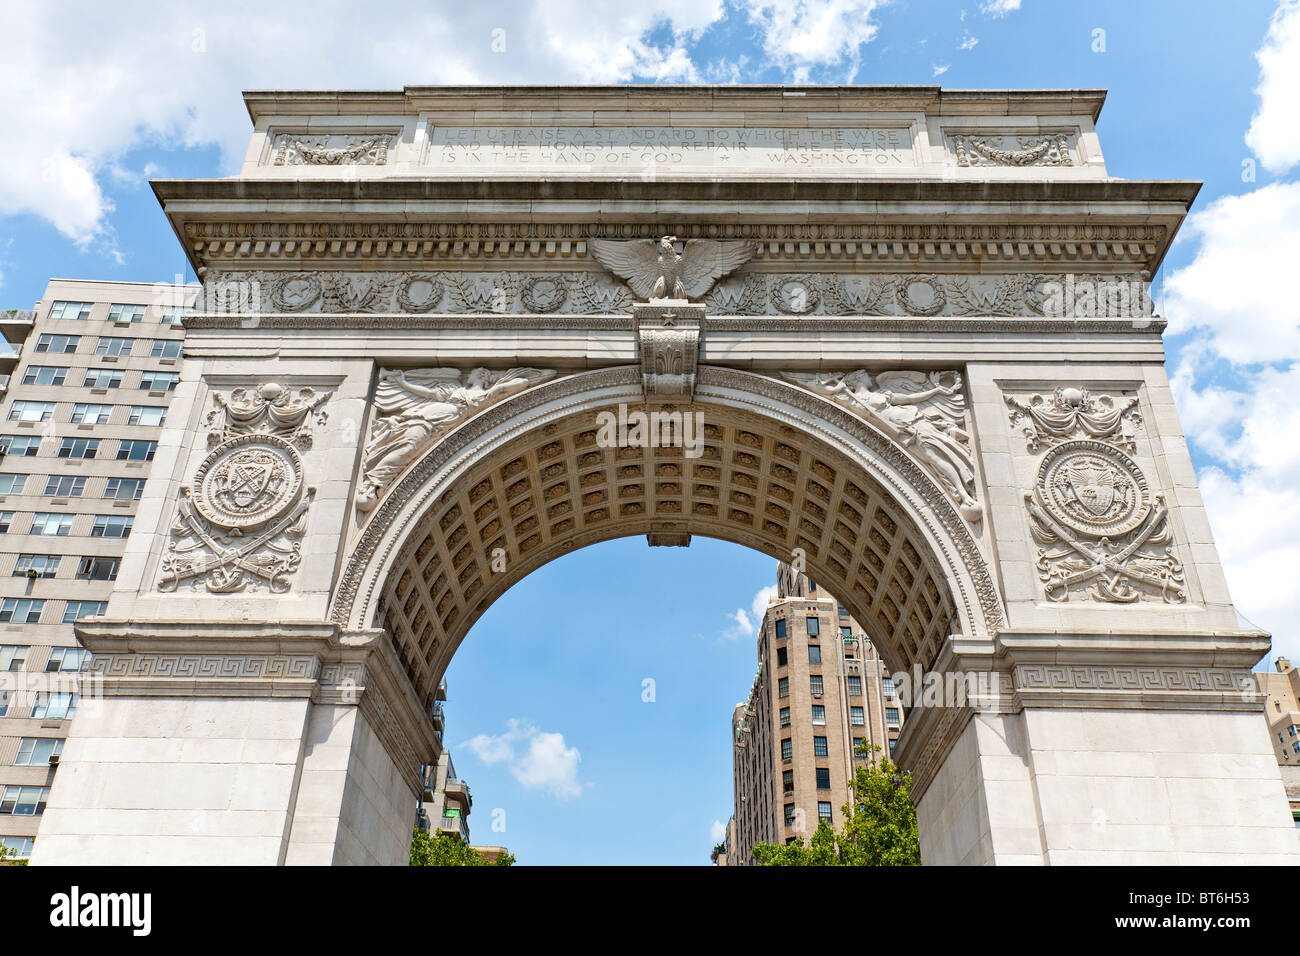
(30, 513), (74, 536)
(0, 836), (34, 859)
(139, 370), (180, 391)
(0, 785), (51, 815)
(44, 475), (85, 497)
(158, 307), (192, 326)
(778, 677), (789, 698)
(0, 473), (27, 495)
(774, 618), (786, 639)
(813, 736), (828, 757)
(35, 334), (79, 354)
(781, 738), (792, 760)
(818, 801), (833, 823)
(882, 677), (895, 697)
(58, 437), (100, 459)
(1, 435), (41, 456)
(840, 625), (853, 639)
(779, 707), (790, 727)
(62, 601), (107, 624)
(837, 604), (848, 618)
(853, 736), (865, 755)
(782, 770), (793, 794)
(30, 692), (76, 720)
(104, 477), (145, 500)
(806, 616), (820, 636)
(107, 303), (146, 323)
(21, 365), (67, 387)
(810, 674), (824, 695)
(784, 803), (796, 825)
(888, 738), (897, 752)
(150, 339), (182, 359)
(76, 556), (119, 581)
(0, 598), (44, 624)
(70, 403), (113, 425)
(117, 439), (157, 462)
(127, 406), (166, 427)
(815, 767), (831, 790)
(95, 336), (134, 357)
(811, 705), (826, 725)
(0, 645), (28, 671)
(14, 737), (63, 765)
(847, 675), (862, 696)
(91, 514), (134, 538)
(83, 369), (123, 389)
(886, 707), (900, 728)
(0, 511), (12, 533)
(0, 690), (7, 716)
(50, 301), (93, 320)
(45, 647), (91, 672)
(808, 644), (821, 664)
(8, 401), (55, 423)
(851, 706), (865, 726)
(14, 554), (60, 578)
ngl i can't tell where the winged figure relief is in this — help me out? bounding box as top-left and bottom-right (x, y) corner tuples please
(587, 236), (756, 301)
(783, 369), (982, 521)
(355, 367), (556, 511)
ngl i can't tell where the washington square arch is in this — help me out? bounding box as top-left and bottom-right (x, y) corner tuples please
(27, 85), (1300, 867)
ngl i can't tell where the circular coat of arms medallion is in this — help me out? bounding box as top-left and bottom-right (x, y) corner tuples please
(192, 433), (304, 530)
(1036, 439), (1150, 537)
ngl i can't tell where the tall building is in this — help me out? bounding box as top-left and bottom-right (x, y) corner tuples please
(727, 563), (904, 865)
(1258, 657), (1300, 836)
(0, 279), (195, 860)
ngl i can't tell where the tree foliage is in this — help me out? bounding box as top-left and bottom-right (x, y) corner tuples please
(410, 829), (516, 866)
(751, 747), (921, 866)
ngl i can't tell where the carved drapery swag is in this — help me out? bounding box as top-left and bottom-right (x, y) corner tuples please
(160, 384), (331, 594)
(355, 367), (558, 511)
(782, 369), (982, 521)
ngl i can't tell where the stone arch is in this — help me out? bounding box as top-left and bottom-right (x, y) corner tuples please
(331, 365), (1004, 712)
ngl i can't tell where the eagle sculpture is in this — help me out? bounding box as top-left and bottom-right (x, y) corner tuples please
(587, 236), (756, 301)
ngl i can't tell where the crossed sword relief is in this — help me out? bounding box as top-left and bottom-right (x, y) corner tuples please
(1026, 489), (1184, 604)
(159, 484), (314, 594)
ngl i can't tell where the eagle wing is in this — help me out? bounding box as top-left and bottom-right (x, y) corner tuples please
(587, 239), (661, 300)
(680, 240), (757, 298)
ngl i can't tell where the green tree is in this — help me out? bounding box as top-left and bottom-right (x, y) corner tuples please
(409, 828), (516, 866)
(750, 746), (920, 866)
(0, 843), (28, 866)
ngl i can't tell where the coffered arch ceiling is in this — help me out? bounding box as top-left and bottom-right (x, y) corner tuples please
(333, 367), (1003, 712)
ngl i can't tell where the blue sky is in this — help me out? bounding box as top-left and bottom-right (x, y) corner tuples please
(2, 0), (1298, 864)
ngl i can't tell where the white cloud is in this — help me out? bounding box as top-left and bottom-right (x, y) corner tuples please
(725, 584), (778, 639)
(0, 0), (727, 248)
(932, 63), (950, 77)
(980, 0), (1022, 16)
(1245, 0), (1300, 173)
(462, 718), (585, 799)
(958, 32), (979, 50)
(1162, 182), (1300, 364)
(740, 0), (886, 82)
(710, 819), (727, 842)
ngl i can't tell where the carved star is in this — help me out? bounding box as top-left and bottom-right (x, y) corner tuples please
(660, 312), (677, 326)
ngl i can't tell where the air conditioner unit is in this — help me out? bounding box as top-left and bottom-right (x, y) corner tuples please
(26, 568), (38, 579)
(48, 754), (60, 767)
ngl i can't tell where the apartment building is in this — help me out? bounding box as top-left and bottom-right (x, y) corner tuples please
(726, 562), (904, 865)
(0, 278), (195, 860)
(1258, 656), (1300, 836)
